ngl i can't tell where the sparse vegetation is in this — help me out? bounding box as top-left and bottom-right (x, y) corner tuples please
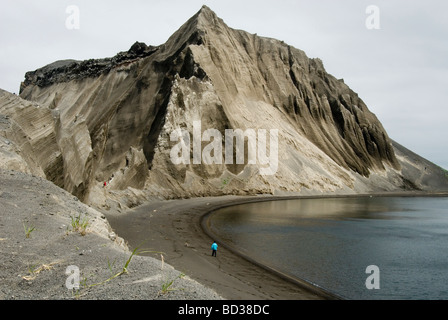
(87, 246), (164, 289)
(22, 261), (60, 281)
(69, 214), (89, 236)
(221, 177), (231, 189)
(107, 258), (117, 276)
(159, 273), (185, 295)
(23, 222), (36, 238)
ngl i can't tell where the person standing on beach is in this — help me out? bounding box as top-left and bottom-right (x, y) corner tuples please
(211, 241), (218, 257)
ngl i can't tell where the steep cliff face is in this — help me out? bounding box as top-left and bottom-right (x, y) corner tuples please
(185, 7), (400, 176)
(2, 6), (447, 208)
(0, 90), (63, 184)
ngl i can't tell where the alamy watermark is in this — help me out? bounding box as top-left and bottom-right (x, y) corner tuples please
(65, 265), (80, 290)
(65, 5), (80, 30)
(365, 265), (380, 290)
(169, 121), (279, 176)
(366, 5), (381, 30)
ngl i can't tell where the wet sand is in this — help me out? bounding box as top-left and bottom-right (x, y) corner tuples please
(106, 195), (340, 300)
(106, 192), (448, 300)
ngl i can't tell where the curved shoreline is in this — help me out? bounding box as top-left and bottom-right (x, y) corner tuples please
(200, 208), (343, 300)
(106, 191), (448, 300)
(199, 191), (448, 300)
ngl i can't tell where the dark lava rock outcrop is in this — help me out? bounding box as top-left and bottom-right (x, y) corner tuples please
(20, 42), (158, 91)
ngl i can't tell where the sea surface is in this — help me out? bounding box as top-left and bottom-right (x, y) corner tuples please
(206, 196), (448, 300)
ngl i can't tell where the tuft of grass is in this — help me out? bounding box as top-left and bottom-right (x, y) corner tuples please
(69, 243), (166, 299)
(88, 246), (164, 288)
(23, 222), (36, 238)
(70, 214), (89, 236)
(87, 251), (136, 288)
(22, 261), (60, 281)
(221, 177), (231, 189)
(159, 273), (185, 295)
(107, 258), (117, 276)
(120, 246), (139, 275)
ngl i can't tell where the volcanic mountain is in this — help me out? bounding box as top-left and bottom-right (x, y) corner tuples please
(1, 5), (447, 209)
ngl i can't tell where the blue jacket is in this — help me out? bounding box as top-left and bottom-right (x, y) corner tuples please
(211, 243), (218, 251)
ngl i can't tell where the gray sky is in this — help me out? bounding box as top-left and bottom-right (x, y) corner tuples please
(1, 0), (447, 169)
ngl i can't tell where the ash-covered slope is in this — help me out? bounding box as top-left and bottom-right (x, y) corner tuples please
(3, 6), (447, 209)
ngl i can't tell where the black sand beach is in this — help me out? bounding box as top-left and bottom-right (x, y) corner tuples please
(106, 192), (448, 301)
(106, 195), (341, 300)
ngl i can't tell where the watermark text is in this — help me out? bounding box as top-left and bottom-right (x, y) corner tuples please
(366, 5), (381, 30)
(65, 265), (80, 290)
(66, 5), (80, 30)
(170, 121), (279, 176)
(365, 265), (380, 290)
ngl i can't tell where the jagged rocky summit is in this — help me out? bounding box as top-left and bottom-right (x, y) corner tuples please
(2, 6), (447, 210)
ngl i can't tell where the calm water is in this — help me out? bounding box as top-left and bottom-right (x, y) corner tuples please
(206, 196), (448, 300)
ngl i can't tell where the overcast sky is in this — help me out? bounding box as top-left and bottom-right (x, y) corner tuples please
(1, 0), (447, 169)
